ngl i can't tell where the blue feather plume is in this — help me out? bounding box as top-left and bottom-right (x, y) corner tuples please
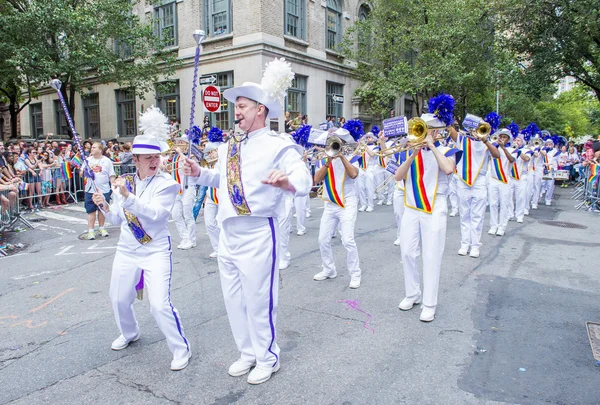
(428, 93), (455, 126)
(484, 112), (502, 133)
(292, 124), (312, 148)
(520, 122), (540, 143)
(371, 125), (380, 136)
(188, 125), (202, 145)
(343, 119), (364, 142)
(208, 127), (224, 143)
(507, 121), (519, 139)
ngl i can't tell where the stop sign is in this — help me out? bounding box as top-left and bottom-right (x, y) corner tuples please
(203, 85), (221, 113)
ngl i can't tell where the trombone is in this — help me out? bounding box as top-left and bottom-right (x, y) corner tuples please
(468, 121), (491, 141)
(324, 136), (358, 158)
(375, 174), (396, 194)
(375, 117), (448, 157)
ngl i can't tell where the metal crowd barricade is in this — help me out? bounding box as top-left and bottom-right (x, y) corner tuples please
(573, 165), (600, 211)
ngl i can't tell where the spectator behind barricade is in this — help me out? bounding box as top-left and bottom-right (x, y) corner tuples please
(83, 141), (91, 157)
(53, 147), (68, 204)
(118, 143), (133, 166)
(203, 115), (210, 130)
(24, 147), (41, 211)
(302, 114), (308, 125)
(83, 142), (115, 240)
(285, 111), (293, 133)
(38, 150), (56, 207)
(0, 182), (18, 214)
(291, 112), (302, 131)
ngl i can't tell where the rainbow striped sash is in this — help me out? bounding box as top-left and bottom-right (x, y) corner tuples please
(321, 163), (345, 208)
(172, 155), (182, 194)
(510, 162), (520, 180)
(209, 187), (219, 204)
(378, 155), (386, 168)
(456, 136), (485, 186)
(405, 151), (434, 213)
(492, 157), (508, 184)
(360, 152), (368, 169)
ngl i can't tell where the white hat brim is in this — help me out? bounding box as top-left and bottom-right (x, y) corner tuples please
(223, 83), (282, 119)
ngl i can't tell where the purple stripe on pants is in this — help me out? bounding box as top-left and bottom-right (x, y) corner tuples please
(267, 218), (279, 367)
(166, 236), (189, 351)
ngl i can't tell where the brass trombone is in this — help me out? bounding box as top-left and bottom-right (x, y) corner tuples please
(469, 121), (491, 141)
(324, 136), (359, 158)
(375, 117), (448, 157)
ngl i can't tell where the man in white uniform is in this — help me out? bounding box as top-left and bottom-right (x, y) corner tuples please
(313, 128), (361, 288)
(507, 135), (531, 222)
(93, 129), (191, 371)
(487, 129), (516, 236)
(540, 139), (560, 205)
(182, 59), (312, 384)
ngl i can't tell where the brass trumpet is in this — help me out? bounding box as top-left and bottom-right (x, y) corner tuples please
(469, 121), (491, 141)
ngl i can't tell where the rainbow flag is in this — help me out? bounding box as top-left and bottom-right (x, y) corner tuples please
(589, 164), (599, 184)
(71, 154), (82, 168)
(324, 164), (344, 208)
(492, 157), (508, 183)
(461, 136), (474, 186)
(409, 151), (432, 213)
(62, 162), (72, 179)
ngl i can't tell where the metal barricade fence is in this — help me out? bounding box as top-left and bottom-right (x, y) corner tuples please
(573, 165), (600, 211)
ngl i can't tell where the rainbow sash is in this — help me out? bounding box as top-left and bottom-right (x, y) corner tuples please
(457, 136), (486, 186)
(172, 155), (182, 194)
(321, 162), (345, 208)
(209, 187), (219, 204)
(491, 157), (508, 184)
(510, 162), (520, 180)
(405, 151), (435, 213)
(378, 155), (386, 168)
(359, 152), (368, 169)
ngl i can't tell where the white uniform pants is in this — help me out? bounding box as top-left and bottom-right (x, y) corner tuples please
(457, 176), (487, 249)
(530, 172), (544, 207)
(294, 194), (307, 233)
(203, 199), (220, 253)
(374, 167), (387, 201)
(400, 196), (447, 308)
(508, 177), (527, 220)
(362, 168), (376, 208)
(172, 187), (196, 244)
(543, 178), (556, 204)
(386, 175), (396, 203)
(488, 180), (510, 231)
(393, 188), (405, 241)
(278, 197), (293, 262)
(318, 196), (360, 276)
(448, 175), (458, 213)
(218, 216), (280, 368)
(109, 244), (189, 360)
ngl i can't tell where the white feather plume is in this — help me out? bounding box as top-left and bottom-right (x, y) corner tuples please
(139, 105), (169, 141)
(261, 58), (295, 105)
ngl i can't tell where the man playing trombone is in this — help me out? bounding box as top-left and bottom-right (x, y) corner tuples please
(313, 128), (362, 289)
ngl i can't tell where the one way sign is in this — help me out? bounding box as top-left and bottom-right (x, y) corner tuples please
(200, 75), (217, 85)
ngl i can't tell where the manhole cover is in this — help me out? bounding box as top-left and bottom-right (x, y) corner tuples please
(538, 220), (587, 229)
(586, 322), (600, 361)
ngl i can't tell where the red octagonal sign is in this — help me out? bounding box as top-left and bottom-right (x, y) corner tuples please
(203, 85), (221, 113)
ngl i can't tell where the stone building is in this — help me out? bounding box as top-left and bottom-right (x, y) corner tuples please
(18, 0), (411, 140)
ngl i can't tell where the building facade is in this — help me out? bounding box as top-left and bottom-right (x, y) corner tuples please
(19, 0), (387, 140)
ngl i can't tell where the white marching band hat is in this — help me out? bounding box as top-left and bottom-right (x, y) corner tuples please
(133, 106), (171, 154)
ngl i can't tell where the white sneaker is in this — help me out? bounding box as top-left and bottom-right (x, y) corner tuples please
(531, 204), (538, 210)
(99, 228), (109, 237)
(306, 211), (311, 218)
(516, 218), (523, 223)
(365, 206), (374, 212)
(393, 238), (401, 246)
(313, 270), (337, 281)
(524, 209), (529, 216)
(84, 231), (96, 240)
(399, 292), (422, 310)
(420, 306), (436, 322)
(349, 275), (361, 289)
(297, 230), (306, 236)
(228, 359), (256, 377)
(385, 200), (393, 206)
(111, 333), (140, 351)
(469, 247), (480, 258)
(279, 260), (290, 270)
(496, 229), (505, 236)
(377, 200), (384, 206)
(545, 201), (551, 206)
(488, 228), (497, 235)
(458, 247), (469, 256)
(209, 251), (218, 258)
(179, 240), (194, 250)
(247, 362), (280, 384)
(449, 210), (458, 217)
(171, 350), (192, 371)
(358, 205), (367, 212)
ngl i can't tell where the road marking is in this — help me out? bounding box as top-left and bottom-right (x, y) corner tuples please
(34, 223), (77, 233)
(12, 270), (58, 280)
(87, 242), (117, 250)
(30, 288), (74, 313)
(55, 245), (75, 256)
(35, 211), (88, 224)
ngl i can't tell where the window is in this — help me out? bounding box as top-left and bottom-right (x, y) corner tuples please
(326, 0), (342, 50)
(203, 0), (231, 37)
(287, 75), (307, 116)
(114, 40), (133, 59)
(357, 4), (371, 53)
(326, 81), (344, 119)
(155, 1), (177, 47)
(83, 93), (101, 139)
(54, 100), (69, 136)
(116, 89), (136, 137)
(285, 0), (305, 40)
(203, 72), (234, 130)
(156, 81), (180, 123)
(30, 103), (43, 137)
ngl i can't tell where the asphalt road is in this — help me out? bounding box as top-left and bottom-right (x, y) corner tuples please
(1, 187), (599, 405)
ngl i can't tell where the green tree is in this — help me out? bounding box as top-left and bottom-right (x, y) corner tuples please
(0, 0), (179, 137)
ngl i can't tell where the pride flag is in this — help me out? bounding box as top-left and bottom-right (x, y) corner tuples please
(62, 162), (72, 179)
(71, 155), (82, 168)
(589, 164), (600, 184)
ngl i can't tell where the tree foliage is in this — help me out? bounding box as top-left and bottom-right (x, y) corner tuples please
(0, 0), (179, 137)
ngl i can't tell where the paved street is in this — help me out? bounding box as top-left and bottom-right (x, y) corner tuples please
(1, 188), (599, 405)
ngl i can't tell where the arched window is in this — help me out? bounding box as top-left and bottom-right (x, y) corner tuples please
(326, 0), (342, 50)
(357, 4), (371, 53)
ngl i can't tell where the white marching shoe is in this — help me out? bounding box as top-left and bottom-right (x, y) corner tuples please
(228, 359), (256, 377)
(209, 251), (218, 258)
(469, 247), (480, 258)
(393, 238), (401, 246)
(449, 210), (458, 217)
(171, 350), (192, 371)
(399, 292), (422, 311)
(111, 333), (140, 351)
(496, 229), (505, 236)
(247, 362), (280, 385)
(420, 306), (436, 322)
(313, 270), (337, 281)
(279, 260), (290, 270)
(358, 205), (367, 212)
(179, 240), (194, 250)
(488, 228), (497, 235)
(365, 206), (374, 212)
(349, 275), (361, 289)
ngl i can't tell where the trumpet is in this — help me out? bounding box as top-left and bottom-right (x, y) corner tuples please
(376, 117), (448, 156)
(324, 136), (357, 158)
(469, 121), (491, 141)
(529, 136), (543, 148)
(489, 133), (499, 144)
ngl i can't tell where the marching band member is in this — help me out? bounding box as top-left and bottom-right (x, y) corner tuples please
(93, 107), (191, 370)
(373, 129), (393, 206)
(182, 59), (312, 384)
(449, 115), (500, 258)
(540, 138), (560, 206)
(395, 106), (461, 322)
(507, 124), (531, 223)
(358, 132), (378, 212)
(313, 127), (361, 288)
(202, 127), (225, 259)
(487, 129), (516, 236)
(522, 124), (543, 210)
(170, 137), (197, 250)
